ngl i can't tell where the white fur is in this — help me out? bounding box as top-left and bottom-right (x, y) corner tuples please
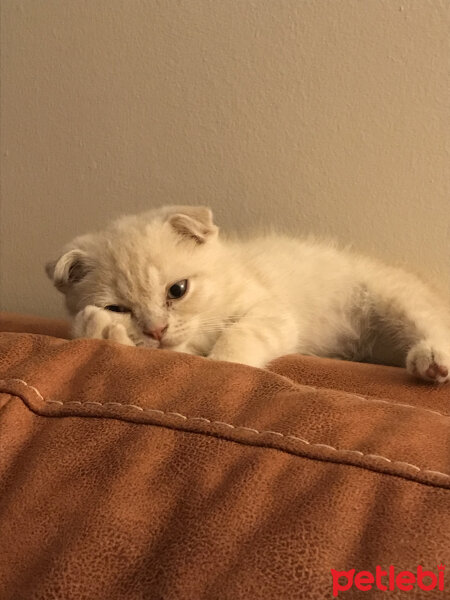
(46, 205), (450, 382)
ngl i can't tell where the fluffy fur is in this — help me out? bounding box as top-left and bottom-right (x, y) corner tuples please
(46, 205), (450, 382)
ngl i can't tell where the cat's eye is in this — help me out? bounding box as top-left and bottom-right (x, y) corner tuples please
(104, 305), (131, 313)
(167, 279), (188, 300)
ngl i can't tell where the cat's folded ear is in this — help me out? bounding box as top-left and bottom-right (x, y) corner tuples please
(45, 249), (92, 292)
(167, 206), (218, 244)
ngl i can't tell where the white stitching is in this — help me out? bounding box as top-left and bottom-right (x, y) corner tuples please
(189, 416), (212, 424)
(2, 377), (450, 482)
(309, 387), (450, 419)
(344, 394), (449, 419)
(262, 430), (284, 437)
(273, 373), (450, 418)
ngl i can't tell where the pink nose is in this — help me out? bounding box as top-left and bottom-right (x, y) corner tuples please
(144, 325), (168, 341)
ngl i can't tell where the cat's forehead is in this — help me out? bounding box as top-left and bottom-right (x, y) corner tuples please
(97, 223), (197, 288)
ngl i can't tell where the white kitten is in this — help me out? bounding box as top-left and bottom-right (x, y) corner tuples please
(46, 205), (450, 383)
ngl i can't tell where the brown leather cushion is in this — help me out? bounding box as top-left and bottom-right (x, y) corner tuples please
(0, 311), (70, 339)
(1, 314), (449, 599)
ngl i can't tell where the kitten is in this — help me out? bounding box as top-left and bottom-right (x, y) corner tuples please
(46, 205), (450, 382)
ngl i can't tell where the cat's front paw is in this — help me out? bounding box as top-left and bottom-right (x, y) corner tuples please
(103, 323), (135, 346)
(406, 341), (450, 384)
(72, 306), (135, 347)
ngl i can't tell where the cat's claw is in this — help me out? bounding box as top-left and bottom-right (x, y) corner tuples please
(406, 342), (450, 384)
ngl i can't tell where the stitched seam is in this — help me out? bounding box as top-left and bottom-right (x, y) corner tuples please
(316, 387), (449, 418)
(343, 394), (449, 418)
(269, 369), (450, 418)
(2, 378), (449, 482)
(282, 380), (450, 419)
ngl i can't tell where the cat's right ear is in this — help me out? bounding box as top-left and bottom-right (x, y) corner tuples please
(167, 206), (218, 244)
(45, 249), (92, 292)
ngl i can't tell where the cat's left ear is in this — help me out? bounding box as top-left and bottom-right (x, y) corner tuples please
(168, 206), (218, 244)
(45, 248), (92, 292)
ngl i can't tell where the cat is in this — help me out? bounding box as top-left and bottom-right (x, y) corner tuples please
(46, 205), (450, 383)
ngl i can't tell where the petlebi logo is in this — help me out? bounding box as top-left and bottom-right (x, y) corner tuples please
(331, 565), (445, 597)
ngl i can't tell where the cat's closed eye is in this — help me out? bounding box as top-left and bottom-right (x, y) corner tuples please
(104, 305), (131, 313)
(167, 279), (188, 300)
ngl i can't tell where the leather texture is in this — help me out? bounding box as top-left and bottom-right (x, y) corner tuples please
(0, 314), (449, 599)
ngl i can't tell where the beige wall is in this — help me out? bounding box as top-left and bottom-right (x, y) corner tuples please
(1, 0), (449, 318)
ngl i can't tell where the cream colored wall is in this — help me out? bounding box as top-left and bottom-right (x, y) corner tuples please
(1, 0), (449, 318)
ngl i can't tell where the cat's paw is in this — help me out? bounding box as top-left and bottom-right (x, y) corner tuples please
(103, 323), (135, 346)
(406, 341), (450, 384)
(72, 305), (111, 338)
(72, 306), (135, 346)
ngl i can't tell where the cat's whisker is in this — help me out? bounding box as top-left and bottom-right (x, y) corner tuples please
(196, 324), (260, 334)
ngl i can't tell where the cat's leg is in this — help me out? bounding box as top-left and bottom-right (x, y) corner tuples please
(367, 273), (450, 383)
(72, 305), (135, 346)
(208, 304), (298, 368)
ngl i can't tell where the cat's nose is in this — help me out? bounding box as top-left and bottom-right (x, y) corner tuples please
(144, 324), (168, 341)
